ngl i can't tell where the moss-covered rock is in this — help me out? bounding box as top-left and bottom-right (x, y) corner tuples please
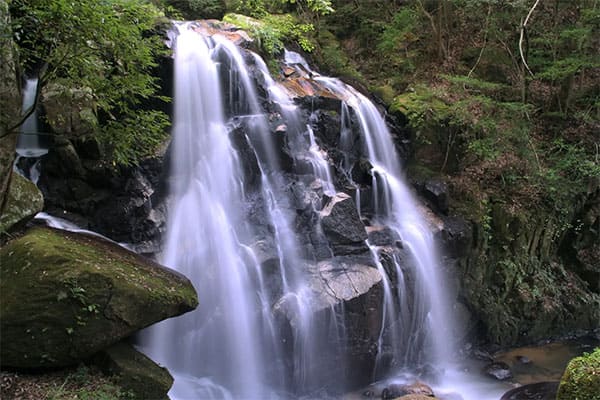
(0, 172), (43, 233)
(0, 226), (198, 369)
(93, 341), (173, 400)
(557, 347), (600, 400)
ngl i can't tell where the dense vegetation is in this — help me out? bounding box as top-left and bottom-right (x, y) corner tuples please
(314, 0), (599, 220)
(8, 0), (171, 166)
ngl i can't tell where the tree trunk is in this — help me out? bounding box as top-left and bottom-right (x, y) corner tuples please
(0, 0), (21, 217)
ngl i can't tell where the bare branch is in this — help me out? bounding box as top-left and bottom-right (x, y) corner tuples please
(519, 0), (541, 78)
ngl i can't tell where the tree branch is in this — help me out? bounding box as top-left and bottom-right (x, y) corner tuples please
(519, 0), (541, 77)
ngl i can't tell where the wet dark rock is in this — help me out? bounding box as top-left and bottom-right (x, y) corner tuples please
(367, 226), (401, 247)
(381, 381), (435, 399)
(437, 216), (472, 259)
(39, 140), (169, 253)
(320, 193), (368, 255)
(272, 256), (382, 391)
(421, 179), (449, 215)
(352, 158), (374, 186)
(483, 361), (513, 380)
(500, 381), (559, 400)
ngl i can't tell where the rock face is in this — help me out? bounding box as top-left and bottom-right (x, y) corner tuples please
(320, 193), (369, 255)
(93, 341), (173, 400)
(0, 226), (198, 369)
(38, 135), (169, 254)
(556, 347), (600, 400)
(0, 173), (43, 233)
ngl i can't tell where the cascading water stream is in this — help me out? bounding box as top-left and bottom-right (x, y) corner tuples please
(140, 24), (273, 399)
(142, 23), (351, 399)
(138, 21), (507, 400)
(16, 78), (47, 158)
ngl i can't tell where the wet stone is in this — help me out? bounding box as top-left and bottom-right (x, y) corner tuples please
(483, 361), (513, 380)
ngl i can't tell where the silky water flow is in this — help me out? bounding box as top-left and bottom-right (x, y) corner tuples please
(141, 23), (507, 400)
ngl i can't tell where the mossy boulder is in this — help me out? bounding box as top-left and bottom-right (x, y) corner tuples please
(0, 226), (198, 369)
(0, 172), (43, 233)
(557, 347), (600, 400)
(93, 341), (173, 400)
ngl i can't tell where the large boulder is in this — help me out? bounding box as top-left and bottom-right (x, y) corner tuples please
(93, 341), (173, 400)
(0, 173), (43, 233)
(556, 347), (600, 400)
(0, 226), (198, 369)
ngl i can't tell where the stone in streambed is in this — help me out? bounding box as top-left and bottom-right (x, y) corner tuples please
(0, 226), (198, 368)
(483, 361), (513, 380)
(381, 381), (435, 399)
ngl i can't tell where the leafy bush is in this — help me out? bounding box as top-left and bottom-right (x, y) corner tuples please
(223, 12), (315, 55)
(10, 0), (170, 166)
(165, 0), (226, 20)
(557, 348), (600, 400)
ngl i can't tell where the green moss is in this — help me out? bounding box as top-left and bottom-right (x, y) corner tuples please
(313, 28), (363, 82)
(0, 173), (44, 233)
(557, 348), (600, 400)
(0, 226), (198, 368)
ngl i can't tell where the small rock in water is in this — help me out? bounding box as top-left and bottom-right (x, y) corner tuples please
(500, 381), (559, 400)
(381, 381), (434, 399)
(515, 355), (531, 364)
(483, 361), (513, 380)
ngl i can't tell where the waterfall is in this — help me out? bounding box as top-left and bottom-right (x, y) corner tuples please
(282, 51), (457, 370)
(141, 22), (353, 399)
(16, 78), (47, 158)
(140, 25), (270, 399)
(139, 21), (504, 400)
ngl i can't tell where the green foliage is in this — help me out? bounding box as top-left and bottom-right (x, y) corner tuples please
(376, 7), (419, 75)
(557, 348), (600, 400)
(162, 0), (226, 19)
(313, 28), (362, 80)
(10, 0), (170, 166)
(224, 12), (315, 55)
(230, 0), (333, 18)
